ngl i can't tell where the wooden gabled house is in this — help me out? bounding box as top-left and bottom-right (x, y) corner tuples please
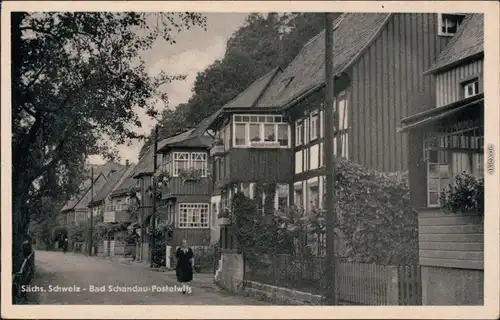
(400, 13), (484, 305)
(255, 13), (454, 214)
(154, 129), (214, 247)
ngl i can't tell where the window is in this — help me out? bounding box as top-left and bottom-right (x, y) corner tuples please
(232, 114), (289, 147)
(438, 13), (466, 36)
(295, 151), (303, 174)
(308, 185), (319, 212)
(276, 184), (289, 210)
(178, 203), (209, 228)
(310, 144), (319, 170)
(173, 152), (189, 176)
(294, 187), (303, 208)
(264, 123), (275, 142)
(310, 112), (318, 140)
(191, 152), (208, 177)
(277, 124), (288, 146)
(335, 94), (348, 131)
(296, 121), (303, 146)
(162, 152), (172, 173)
(234, 123), (246, 146)
(304, 118), (310, 144)
(211, 202), (218, 227)
(424, 123), (483, 207)
(249, 123), (261, 142)
(463, 78), (480, 98)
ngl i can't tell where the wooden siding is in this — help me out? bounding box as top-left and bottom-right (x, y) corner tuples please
(114, 209), (131, 223)
(172, 228), (211, 247)
(418, 209), (484, 270)
(435, 60), (484, 107)
(161, 177), (211, 199)
(349, 13), (449, 172)
(214, 148), (292, 188)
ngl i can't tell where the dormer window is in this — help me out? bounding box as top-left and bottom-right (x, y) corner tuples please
(463, 78), (480, 98)
(438, 13), (466, 36)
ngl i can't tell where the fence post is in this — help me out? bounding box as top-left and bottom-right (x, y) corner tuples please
(387, 266), (399, 305)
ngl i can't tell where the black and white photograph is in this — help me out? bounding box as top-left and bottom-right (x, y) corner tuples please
(2, 1), (499, 319)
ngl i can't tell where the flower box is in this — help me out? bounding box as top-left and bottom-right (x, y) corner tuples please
(210, 145), (225, 157)
(250, 141), (281, 149)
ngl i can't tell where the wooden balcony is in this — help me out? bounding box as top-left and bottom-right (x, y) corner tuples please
(103, 204), (131, 223)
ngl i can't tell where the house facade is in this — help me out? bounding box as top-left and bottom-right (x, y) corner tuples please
(154, 129), (214, 248)
(60, 172), (108, 227)
(400, 13), (484, 305)
(88, 164), (133, 256)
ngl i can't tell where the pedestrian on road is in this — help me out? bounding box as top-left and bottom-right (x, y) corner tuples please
(63, 238), (68, 253)
(175, 239), (194, 294)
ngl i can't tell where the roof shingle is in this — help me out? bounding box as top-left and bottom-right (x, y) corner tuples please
(426, 14), (484, 74)
(256, 13), (392, 108)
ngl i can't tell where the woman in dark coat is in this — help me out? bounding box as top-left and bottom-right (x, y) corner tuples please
(175, 239), (194, 294)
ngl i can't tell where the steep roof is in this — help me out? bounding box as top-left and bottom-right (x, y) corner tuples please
(223, 67), (282, 110)
(61, 173), (106, 212)
(110, 162), (140, 197)
(73, 174), (108, 210)
(157, 128), (213, 153)
(425, 14), (484, 74)
(89, 167), (129, 205)
(255, 13), (392, 108)
(132, 138), (172, 178)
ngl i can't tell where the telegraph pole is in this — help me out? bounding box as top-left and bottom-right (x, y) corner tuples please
(88, 167), (94, 256)
(150, 124), (159, 268)
(324, 12), (338, 305)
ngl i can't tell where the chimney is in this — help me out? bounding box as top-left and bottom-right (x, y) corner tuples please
(126, 159), (130, 166)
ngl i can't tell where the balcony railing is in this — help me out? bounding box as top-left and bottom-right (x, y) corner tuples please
(210, 144), (225, 157)
(103, 211), (116, 223)
(103, 204), (129, 223)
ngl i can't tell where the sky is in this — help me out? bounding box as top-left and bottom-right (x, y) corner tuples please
(88, 13), (249, 165)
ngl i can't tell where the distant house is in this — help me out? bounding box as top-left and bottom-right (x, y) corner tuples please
(88, 163), (132, 256)
(60, 172), (108, 227)
(400, 13), (484, 305)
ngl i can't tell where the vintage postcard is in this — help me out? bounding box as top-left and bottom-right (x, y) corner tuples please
(1, 1), (499, 319)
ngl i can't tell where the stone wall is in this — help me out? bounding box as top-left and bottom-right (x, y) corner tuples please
(214, 252), (244, 294)
(422, 266), (483, 305)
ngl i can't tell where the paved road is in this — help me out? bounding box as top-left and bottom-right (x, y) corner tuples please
(28, 251), (268, 305)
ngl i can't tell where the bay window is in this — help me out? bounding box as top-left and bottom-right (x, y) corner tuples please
(178, 203), (209, 228)
(232, 114), (290, 148)
(162, 152), (172, 172)
(424, 122), (483, 207)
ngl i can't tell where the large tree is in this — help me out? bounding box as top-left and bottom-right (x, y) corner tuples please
(11, 12), (206, 269)
(139, 12), (336, 157)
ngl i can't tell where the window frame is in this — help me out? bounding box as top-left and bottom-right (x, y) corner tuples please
(178, 203), (210, 228)
(172, 152), (208, 177)
(437, 13), (466, 37)
(462, 78), (480, 99)
(423, 124), (483, 208)
(296, 121), (303, 146)
(232, 114), (290, 148)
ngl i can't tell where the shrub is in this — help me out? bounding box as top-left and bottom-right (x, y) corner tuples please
(439, 172), (484, 215)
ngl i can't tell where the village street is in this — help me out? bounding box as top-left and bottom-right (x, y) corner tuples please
(27, 251), (268, 305)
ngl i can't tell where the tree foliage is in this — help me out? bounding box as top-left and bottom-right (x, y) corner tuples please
(139, 12), (335, 157)
(12, 12), (206, 266)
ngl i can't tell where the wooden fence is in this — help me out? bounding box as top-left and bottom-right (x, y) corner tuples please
(244, 255), (422, 305)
